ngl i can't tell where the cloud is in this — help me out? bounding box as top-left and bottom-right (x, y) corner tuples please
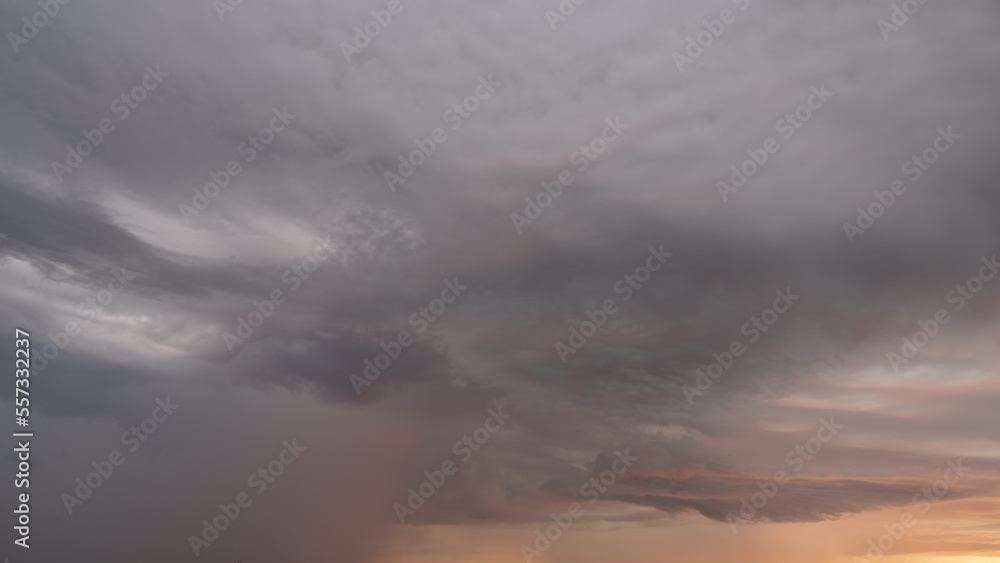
(1, 0), (1000, 561)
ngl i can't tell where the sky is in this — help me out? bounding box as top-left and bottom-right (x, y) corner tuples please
(1, 0), (1000, 562)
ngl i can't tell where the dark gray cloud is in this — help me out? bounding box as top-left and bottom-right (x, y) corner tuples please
(1, 0), (999, 561)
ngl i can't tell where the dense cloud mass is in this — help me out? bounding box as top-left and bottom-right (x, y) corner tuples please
(1, 1), (999, 562)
